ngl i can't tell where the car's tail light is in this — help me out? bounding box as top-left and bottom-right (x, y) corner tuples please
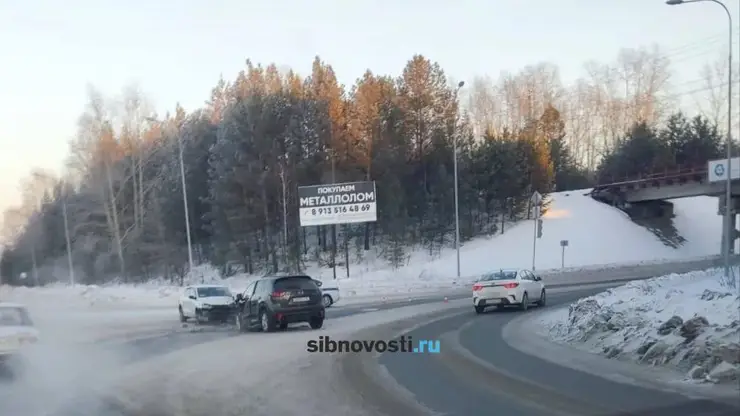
(270, 291), (286, 300)
(472, 284), (483, 291)
(503, 283), (519, 289)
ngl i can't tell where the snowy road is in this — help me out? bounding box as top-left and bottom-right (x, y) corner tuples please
(367, 288), (740, 416)
(0, 295), (481, 416)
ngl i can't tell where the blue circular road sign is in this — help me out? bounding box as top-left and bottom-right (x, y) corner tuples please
(714, 163), (726, 177)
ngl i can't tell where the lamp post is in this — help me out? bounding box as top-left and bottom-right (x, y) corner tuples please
(451, 80), (465, 280)
(667, 0), (734, 287)
(146, 117), (194, 273)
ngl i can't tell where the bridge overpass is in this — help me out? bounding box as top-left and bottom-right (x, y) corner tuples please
(590, 158), (740, 253)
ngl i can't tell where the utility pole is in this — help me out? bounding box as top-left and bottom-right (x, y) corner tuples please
(279, 161), (288, 271)
(531, 191), (543, 271)
(331, 150), (337, 280)
(62, 183), (75, 285)
(146, 117), (194, 278)
(451, 80), (465, 280)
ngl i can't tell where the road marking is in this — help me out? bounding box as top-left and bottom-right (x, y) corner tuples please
(361, 308), (380, 312)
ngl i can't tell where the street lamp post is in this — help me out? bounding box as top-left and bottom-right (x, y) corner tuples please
(146, 117), (195, 274)
(452, 80), (465, 280)
(667, 0), (734, 287)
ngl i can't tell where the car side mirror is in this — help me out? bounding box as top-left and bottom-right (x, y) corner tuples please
(188, 295), (196, 300)
(314, 280), (323, 287)
(235, 293), (244, 301)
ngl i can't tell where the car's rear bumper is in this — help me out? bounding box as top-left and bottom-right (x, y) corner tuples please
(474, 293), (520, 306)
(275, 306), (324, 324)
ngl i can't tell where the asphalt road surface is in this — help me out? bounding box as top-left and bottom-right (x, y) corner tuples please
(1, 295), (476, 416)
(379, 288), (740, 416)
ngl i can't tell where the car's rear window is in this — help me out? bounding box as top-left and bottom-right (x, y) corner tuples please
(274, 277), (318, 291)
(481, 270), (517, 281)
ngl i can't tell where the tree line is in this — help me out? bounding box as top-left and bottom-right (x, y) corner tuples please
(0, 46), (735, 286)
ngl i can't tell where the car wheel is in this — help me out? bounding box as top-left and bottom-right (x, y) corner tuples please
(260, 309), (276, 332)
(519, 293), (529, 311)
(322, 294), (333, 307)
(194, 308), (204, 324)
(536, 289), (546, 307)
(178, 306), (188, 322)
(474, 305), (485, 314)
(309, 317), (324, 329)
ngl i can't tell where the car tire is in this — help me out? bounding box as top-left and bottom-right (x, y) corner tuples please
(260, 309), (276, 332)
(178, 306), (188, 322)
(519, 293), (529, 311)
(309, 317), (324, 330)
(474, 305), (485, 314)
(322, 294), (333, 307)
(536, 289), (546, 307)
(194, 308), (205, 324)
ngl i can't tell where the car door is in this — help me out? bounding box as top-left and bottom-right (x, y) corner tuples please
(247, 280), (264, 321)
(522, 270), (540, 300)
(530, 270), (545, 295)
(239, 282), (256, 315)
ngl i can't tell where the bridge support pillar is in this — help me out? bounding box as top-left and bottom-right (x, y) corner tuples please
(718, 196), (740, 254)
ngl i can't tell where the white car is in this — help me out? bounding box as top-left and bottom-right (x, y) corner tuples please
(178, 284), (235, 324)
(0, 302), (39, 372)
(472, 269), (546, 314)
(312, 279), (341, 307)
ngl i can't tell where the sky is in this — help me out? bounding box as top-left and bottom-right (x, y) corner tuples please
(0, 0), (738, 219)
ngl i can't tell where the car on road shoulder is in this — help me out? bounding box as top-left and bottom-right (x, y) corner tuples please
(234, 275), (325, 332)
(0, 302), (39, 375)
(178, 284), (235, 324)
(312, 279), (341, 307)
(472, 268), (546, 314)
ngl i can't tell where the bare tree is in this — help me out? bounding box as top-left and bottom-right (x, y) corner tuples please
(692, 52), (740, 134)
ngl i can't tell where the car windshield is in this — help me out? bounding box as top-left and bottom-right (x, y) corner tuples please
(0, 307), (33, 326)
(197, 287), (231, 297)
(481, 270), (517, 281)
(274, 276), (318, 291)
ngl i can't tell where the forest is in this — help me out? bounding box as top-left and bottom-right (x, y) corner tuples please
(0, 45), (736, 285)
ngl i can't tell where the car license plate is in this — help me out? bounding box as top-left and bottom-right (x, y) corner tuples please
(486, 299), (500, 305)
(292, 296), (310, 302)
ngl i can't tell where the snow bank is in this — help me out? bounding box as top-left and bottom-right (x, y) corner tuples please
(1, 191), (725, 310)
(538, 268), (740, 384)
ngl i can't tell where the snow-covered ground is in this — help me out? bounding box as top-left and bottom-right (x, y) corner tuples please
(538, 268), (740, 385)
(0, 190), (725, 310)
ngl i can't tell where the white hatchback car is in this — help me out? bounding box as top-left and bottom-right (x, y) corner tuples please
(178, 284), (235, 324)
(472, 269), (546, 314)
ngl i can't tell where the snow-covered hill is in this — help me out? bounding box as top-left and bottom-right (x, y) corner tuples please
(0, 189), (724, 308)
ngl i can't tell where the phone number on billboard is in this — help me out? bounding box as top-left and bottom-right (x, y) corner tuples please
(310, 204), (372, 216)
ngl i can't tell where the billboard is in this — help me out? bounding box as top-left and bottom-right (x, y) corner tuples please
(298, 181), (377, 227)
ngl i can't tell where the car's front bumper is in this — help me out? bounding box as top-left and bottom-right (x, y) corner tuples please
(198, 305), (236, 321)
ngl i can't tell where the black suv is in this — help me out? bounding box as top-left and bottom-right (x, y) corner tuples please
(233, 275), (325, 332)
